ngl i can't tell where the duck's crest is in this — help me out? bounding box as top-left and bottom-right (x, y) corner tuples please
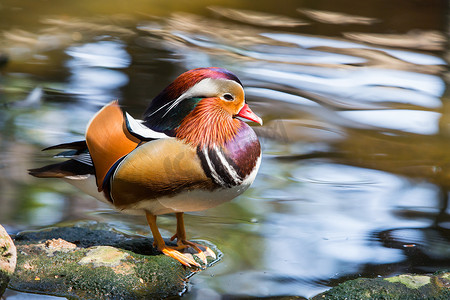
(142, 67), (242, 134)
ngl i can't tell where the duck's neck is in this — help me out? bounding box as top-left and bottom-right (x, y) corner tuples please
(175, 98), (242, 148)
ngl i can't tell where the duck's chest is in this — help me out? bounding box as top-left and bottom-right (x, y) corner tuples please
(197, 124), (261, 189)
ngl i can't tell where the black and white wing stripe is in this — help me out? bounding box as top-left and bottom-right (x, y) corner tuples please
(197, 146), (243, 188)
(53, 148), (93, 167)
(72, 152), (93, 166)
(124, 112), (170, 141)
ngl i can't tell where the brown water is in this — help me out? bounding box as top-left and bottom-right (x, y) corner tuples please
(1, 0), (449, 298)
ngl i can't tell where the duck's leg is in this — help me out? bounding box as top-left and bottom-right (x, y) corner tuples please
(170, 212), (216, 264)
(145, 212), (200, 267)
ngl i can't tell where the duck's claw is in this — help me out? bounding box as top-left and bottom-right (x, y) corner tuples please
(161, 246), (201, 268)
(176, 240), (216, 265)
(194, 250), (208, 265)
(182, 252), (195, 263)
(191, 242), (216, 260)
(203, 246), (217, 260)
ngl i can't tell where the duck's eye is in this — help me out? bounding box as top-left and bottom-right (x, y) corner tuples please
(223, 93), (234, 101)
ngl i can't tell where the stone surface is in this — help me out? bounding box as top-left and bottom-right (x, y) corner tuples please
(0, 225), (17, 297)
(385, 274), (431, 289)
(78, 246), (130, 268)
(312, 272), (450, 299)
(9, 222), (220, 299)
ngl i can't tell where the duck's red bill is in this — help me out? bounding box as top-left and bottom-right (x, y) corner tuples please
(236, 104), (263, 125)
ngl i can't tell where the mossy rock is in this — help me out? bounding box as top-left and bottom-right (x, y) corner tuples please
(9, 223), (220, 299)
(312, 272), (450, 300)
(0, 225), (17, 297)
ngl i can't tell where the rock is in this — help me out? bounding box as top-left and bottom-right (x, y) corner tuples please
(9, 222), (220, 299)
(78, 246), (130, 268)
(312, 272), (450, 299)
(0, 225), (17, 297)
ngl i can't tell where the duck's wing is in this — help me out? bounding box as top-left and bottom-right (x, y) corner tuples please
(110, 138), (216, 208)
(86, 101), (173, 191)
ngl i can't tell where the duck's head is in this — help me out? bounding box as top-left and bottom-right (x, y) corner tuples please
(143, 68), (262, 146)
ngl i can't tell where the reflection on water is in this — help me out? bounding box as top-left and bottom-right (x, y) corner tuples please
(339, 110), (441, 135)
(209, 6), (309, 27)
(298, 8), (380, 25)
(65, 41), (131, 104)
(1, 0), (450, 298)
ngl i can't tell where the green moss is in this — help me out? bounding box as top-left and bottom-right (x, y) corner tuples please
(0, 272), (8, 297)
(9, 224), (220, 299)
(12, 243), (186, 299)
(313, 274), (450, 300)
(385, 274), (430, 289)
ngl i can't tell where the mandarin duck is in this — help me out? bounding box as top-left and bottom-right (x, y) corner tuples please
(29, 67), (262, 267)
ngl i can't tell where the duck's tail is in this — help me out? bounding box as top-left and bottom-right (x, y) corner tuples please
(28, 140), (94, 178)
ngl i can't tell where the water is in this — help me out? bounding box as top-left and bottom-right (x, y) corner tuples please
(1, 0), (449, 298)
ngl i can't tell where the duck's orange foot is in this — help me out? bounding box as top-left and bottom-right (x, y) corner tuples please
(160, 245), (201, 268)
(170, 236), (216, 266)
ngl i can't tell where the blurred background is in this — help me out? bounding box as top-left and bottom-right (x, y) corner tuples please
(1, 0), (449, 298)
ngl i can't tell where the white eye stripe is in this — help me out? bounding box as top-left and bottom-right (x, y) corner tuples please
(160, 78), (243, 117)
(183, 78), (241, 99)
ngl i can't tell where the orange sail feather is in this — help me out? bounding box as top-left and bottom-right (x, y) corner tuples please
(85, 101), (140, 190)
